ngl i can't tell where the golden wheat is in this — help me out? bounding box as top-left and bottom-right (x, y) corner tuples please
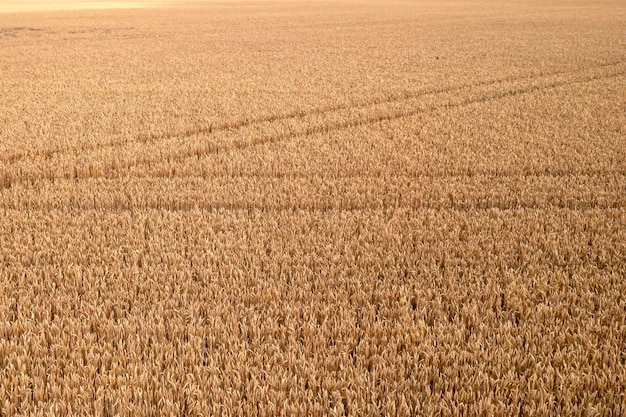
(0, 1), (625, 416)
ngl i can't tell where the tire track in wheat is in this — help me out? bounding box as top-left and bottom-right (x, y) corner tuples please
(2, 170), (624, 213)
(0, 63), (623, 189)
(3, 197), (624, 213)
(2, 60), (622, 166)
(103, 65), (624, 178)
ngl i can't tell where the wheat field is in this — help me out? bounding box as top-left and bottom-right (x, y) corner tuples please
(0, 0), (625, 415)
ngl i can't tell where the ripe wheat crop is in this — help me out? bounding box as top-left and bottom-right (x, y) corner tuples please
(0, 0), (625, 416)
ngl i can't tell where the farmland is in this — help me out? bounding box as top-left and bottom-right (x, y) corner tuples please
(0, 0), (625, 415)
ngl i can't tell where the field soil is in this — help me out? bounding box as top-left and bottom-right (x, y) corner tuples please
(0, 0), (625, 415)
